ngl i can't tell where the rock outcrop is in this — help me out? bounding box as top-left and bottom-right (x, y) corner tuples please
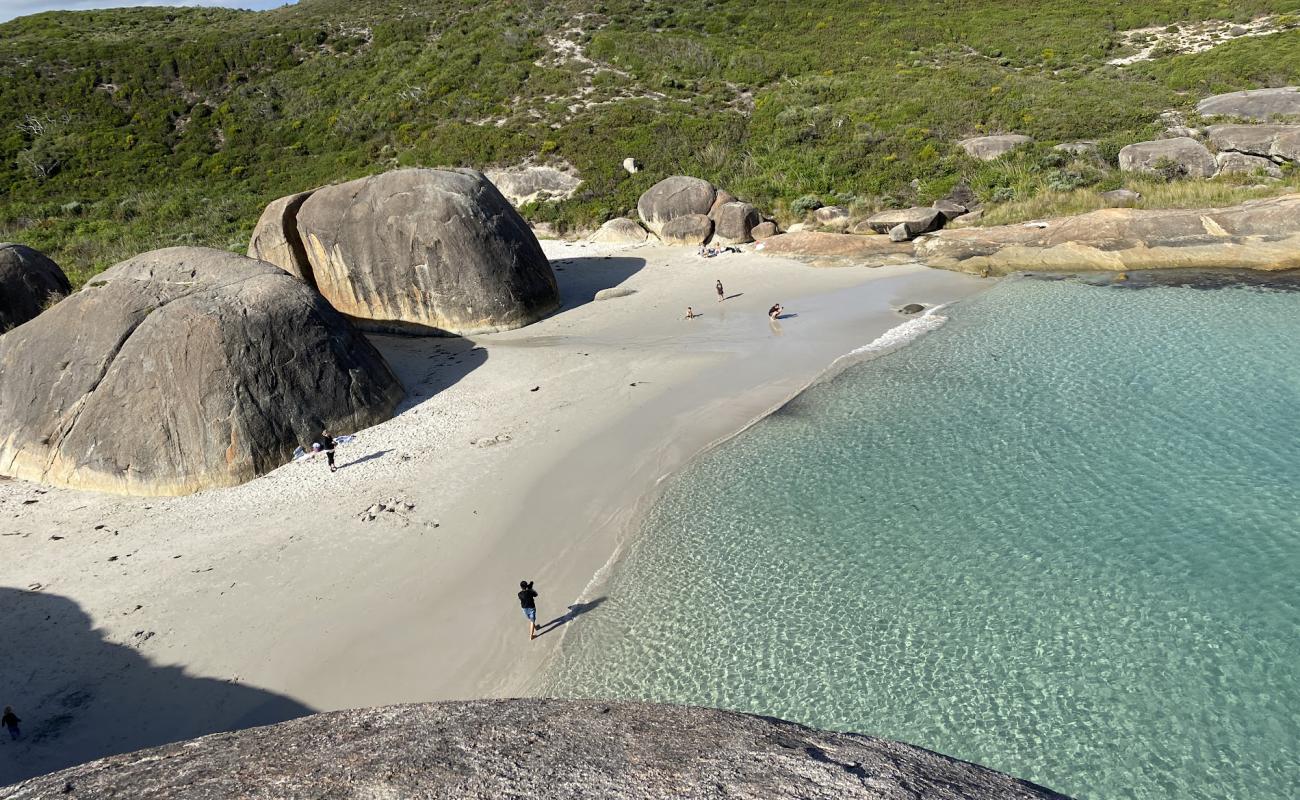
(757, 230), (913, 266)
(915, 194), (1300, 276)
(246, 190), (315, 285)
(1054, 141), (1098, 156)
(1196, 87), (1300, 120)
(0, 247), (402, 496)
(0, 243), (70, 332)
(711, 201), (760, 244)
(751, 220), (779, 240)
(812, 205), (851, 229)
(959, 134), (1033, 160)
(590, 217), (652, 245)
(295, 168), (559, 335)
(1118, 137), (1217, 178)
(637, 176), (717, 236)
(1206, 123), (1300, 162)
(864, 208), (945, 237)
(483, 164), (582, 207)
(1099, 188), (1141, 208)
(1215, 151), (1283, 178)
(3, 700), (1070, 800)
(659, 213), (714, 246)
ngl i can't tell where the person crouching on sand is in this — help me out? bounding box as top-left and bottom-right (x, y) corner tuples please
(768, 303), (783, 320)
(518, 580), (539, 640)
(3, 707), (19, 740)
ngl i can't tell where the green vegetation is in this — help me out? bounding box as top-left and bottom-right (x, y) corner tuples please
(2, 0), (1300, 284)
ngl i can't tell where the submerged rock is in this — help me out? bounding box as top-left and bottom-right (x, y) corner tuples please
(295, 168), (559, 335)
(915, 194), (1300, 275)
(0, 243), (70, 332)
(6, 700), (1071, 800)
(0, 247), (402, 496)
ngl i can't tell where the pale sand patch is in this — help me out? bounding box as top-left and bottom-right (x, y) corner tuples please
(0, 241), (989, 783)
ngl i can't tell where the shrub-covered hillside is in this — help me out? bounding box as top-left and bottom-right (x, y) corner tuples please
(3, 0), (1300, 284)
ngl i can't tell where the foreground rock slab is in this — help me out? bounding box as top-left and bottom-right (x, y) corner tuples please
(296, 168), (559, 335)
(0, 243), (70, 332)
(2, 700), (1070, 799)
(0, 247), (402, 496)
(915, 194), (1300, 275)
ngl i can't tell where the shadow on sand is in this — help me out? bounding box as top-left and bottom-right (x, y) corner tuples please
(551, 256), (646, 309)
(534, 597), (607, 639)
(371, 335), (490, 414)
(342, 449), (393, 469)
(0, 588), (313, 786)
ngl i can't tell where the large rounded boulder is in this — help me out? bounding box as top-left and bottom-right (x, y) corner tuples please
(0, 243), (71, 332)
(295, 168), (559, 335)
(247, 190), (316, 286)
(0, 247), (403, 496)
(636, 176), (717, 236)
(711, 201), (760, 244)
(1118, 137), (1217, 178)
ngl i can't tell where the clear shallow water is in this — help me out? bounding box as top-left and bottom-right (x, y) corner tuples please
(541, 277), (1300, 799)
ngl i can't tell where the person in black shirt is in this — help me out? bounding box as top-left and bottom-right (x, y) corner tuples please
(2, 706), (19, 740)
(319, 431), (337, 473)
(518, 580), (539, 640)
(716, 280), (725, 303)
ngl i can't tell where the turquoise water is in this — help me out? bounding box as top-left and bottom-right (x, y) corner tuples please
(541, 277), (1300, 799)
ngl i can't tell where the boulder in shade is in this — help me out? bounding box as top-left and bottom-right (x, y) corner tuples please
(296, 168), (559, 336)
(636, 176), (717, 236)
(0, 243), (71, 333)
(932, 199), (969, 221)
(590, 217), (651, 245)
(659, 214), (714, 246)
(751, 221), (779, 240)
(1215, 151), (1283, 178)
(712, 202), (760, 244)
(865, 207), (945, 236)
(959, 134), (1033, 161)
(1196, 87), (1300, 120)
(482, 164), (582, 207)
(0, 247), (403, 496)
(247, 190), (315, 286)
(1118, 137), (1217, 178)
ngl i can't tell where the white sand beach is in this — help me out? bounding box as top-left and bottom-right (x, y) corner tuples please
(0, 242), (989, 783)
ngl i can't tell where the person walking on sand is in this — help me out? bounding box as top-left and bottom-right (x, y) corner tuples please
(716, 280), (725, 303)
(2, 707), (19, 740)
(518, 580), (540, 640)
(685, 306), (699, 320)
(318, 430), (337, 473)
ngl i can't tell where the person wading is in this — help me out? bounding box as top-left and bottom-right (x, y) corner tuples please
(518, 580), (540, 640)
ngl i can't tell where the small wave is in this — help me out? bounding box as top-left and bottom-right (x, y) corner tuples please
(845, 302), (950, 359)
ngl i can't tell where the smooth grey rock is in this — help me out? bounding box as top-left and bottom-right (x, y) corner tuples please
(865, 207), (945, 236)
(1100, 188), (1142, 208)
(594, 287), (637, 300)
(3, 700), (1071, 800)
(1205, 123), (1299, 157)
(0, 243), (70, 333)
(622, 157), (640, 174)
(483, 164), (582, 207)
(658, 213), (714, 246)
(888, 223), (911, 242)
(712, 201), (760, 244)
(590, 217), (651, 245)
(637, 176), (717, 236)
(1054, 141), (1098, 156)
(1196, 87), (1300, 120)
(1273, 128), (1300, 161)
(899, 303), (926, 314)
(932, 199), (969, 221)
(813, 205), (850, 229)
(958, 134), (1033, 161)
(751, 221), (779, 240)
(707, 188), (737, 218)
(1118, 137), (1217, 178)
(1215, 151), (1283, 178)
(0, 247), (402, 496)
(247, 190), (315, 286)
(297, 168), (559, 336)
(1162, 125), (1202, 139)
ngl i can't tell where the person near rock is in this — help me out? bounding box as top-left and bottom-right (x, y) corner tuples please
(685, 307), (699, 320)
(2, 706), (19, 740)
(768, 303), (783, 320)
(518, 580), (539, 640)
(716, 280), (724, 302)
(318, 430), (337, 473)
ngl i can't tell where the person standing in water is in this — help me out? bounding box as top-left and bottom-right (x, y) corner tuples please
(2, 707), (19, 740)
(716, 280), (725, 302)
(518, 580), (540, 640)
(319, 430), (337, 473)
(685, 307), (699, 319)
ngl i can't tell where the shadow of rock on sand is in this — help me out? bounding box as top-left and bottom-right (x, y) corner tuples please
(551, 256), (646, 309)
(0, 588), (313, 787)
(370, 334), (490, 414)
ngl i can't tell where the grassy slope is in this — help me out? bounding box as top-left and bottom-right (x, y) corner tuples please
(2, 0), (1299, 284)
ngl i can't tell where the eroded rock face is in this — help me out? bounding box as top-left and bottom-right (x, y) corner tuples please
(590, 217), (651, 245)
(916, 194), (1300, 275)
(296, 168), (559, 335)
(247, 190), (315, 286)
(0, 247), (402, 496)
(637, 176), (717, 236)
(712, 201), (760, 244)
(0, 243), (70, 332)
(1118, 137), (1217, 178)
(959, 134), (1033, 160)
(1196, 87), (1300, 120)
(483, 164), (583, 207)
(4, 700), (1070, 800)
